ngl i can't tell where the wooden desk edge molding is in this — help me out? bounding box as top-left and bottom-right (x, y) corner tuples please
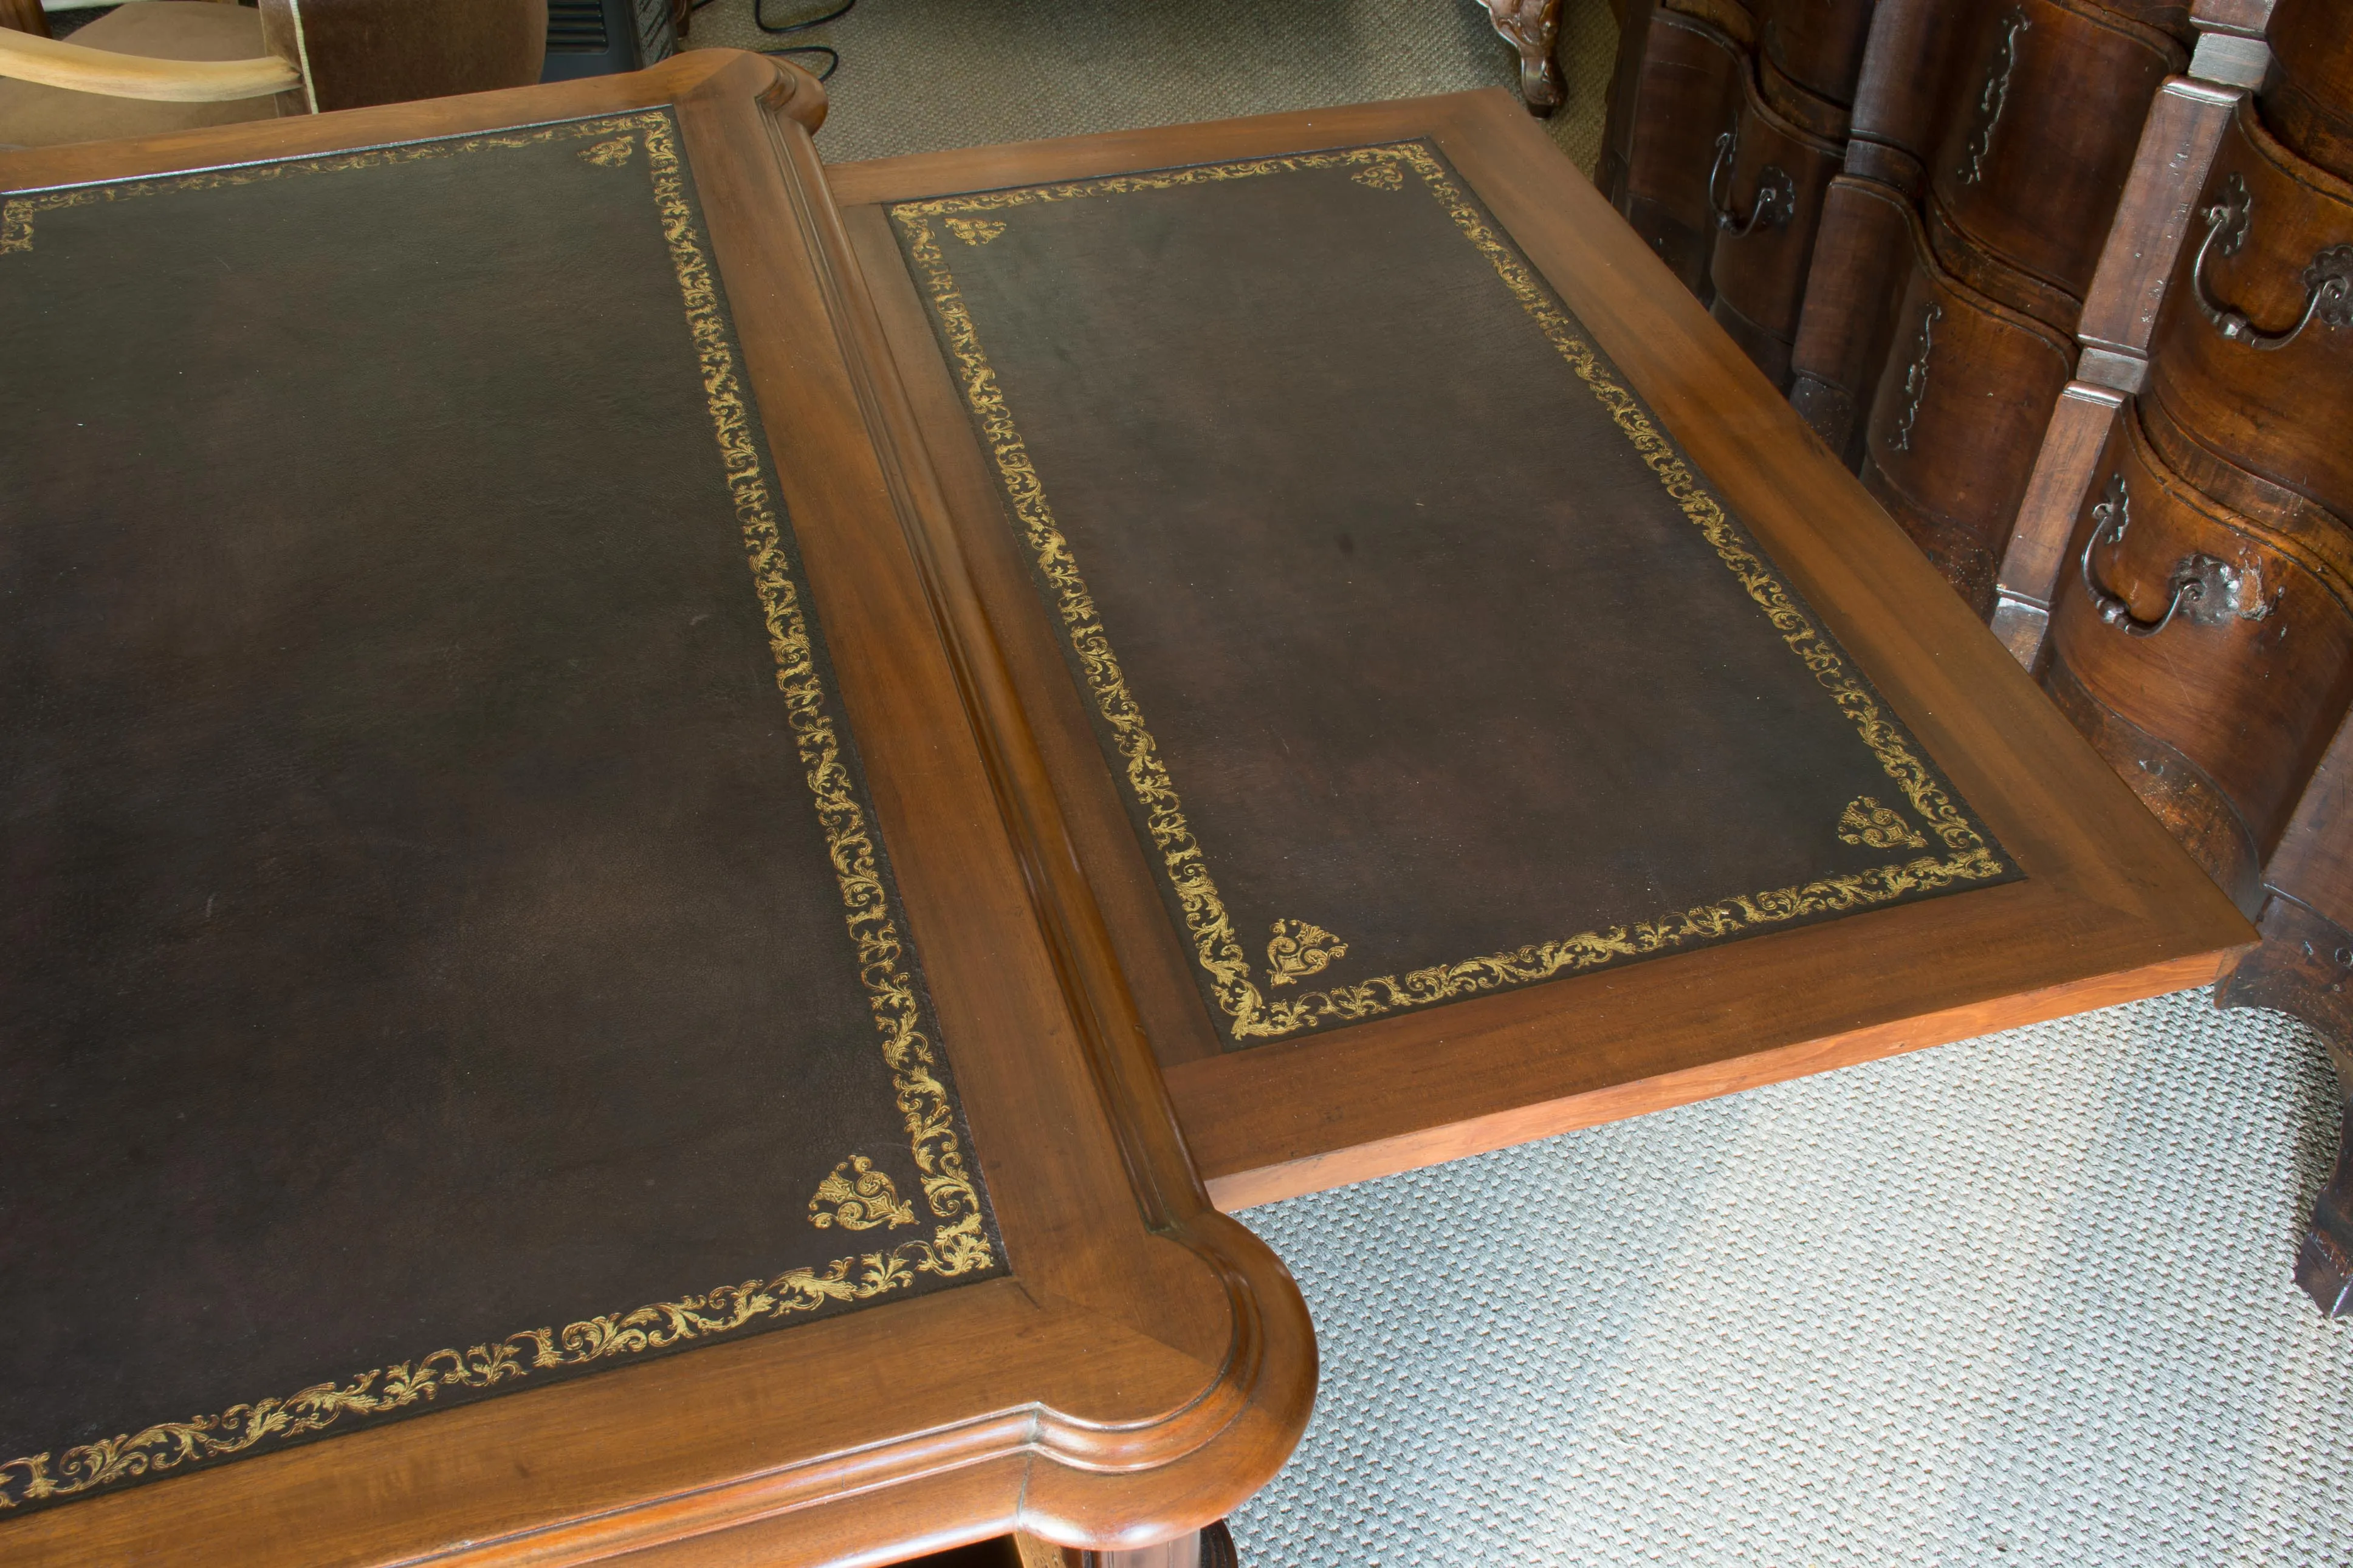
(0, 53), (1312, 1568)
(827, 88), (2253, 1216)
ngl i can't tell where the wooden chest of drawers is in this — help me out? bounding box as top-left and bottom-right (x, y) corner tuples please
(1607, 0), (2353, 1316)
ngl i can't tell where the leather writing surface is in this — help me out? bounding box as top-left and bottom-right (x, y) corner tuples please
(891, 142), (2017, 1048)
(0, 112), (1000, 1515)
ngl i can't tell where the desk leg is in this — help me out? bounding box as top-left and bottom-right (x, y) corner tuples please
(1480, 0), (1566, 116)
(1023, 1521), (1238, 1568)
(2215, 897), (2353, 1317)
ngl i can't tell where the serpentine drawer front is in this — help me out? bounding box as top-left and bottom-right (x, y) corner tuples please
(0, 54), (1311, 1568)
(828, 90), (2250, 1210)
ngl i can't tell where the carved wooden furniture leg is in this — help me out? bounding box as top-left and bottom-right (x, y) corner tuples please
(2215, 897), (2353, 1317)
(1481, 0), (1564, 117)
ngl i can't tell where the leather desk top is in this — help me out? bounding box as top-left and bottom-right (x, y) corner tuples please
(0, 53), (1311, 1568)
(827, 89), (2252, 1210)
(2, 101), (1001, 1513)
(885, 138), (2018, 1049)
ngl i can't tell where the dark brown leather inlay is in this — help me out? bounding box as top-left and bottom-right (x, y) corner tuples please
(891, 142), (2016, 1049)
(0, 111), (1000, 1515)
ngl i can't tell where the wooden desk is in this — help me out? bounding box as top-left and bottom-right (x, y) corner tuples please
(1, 52), (2247, 1568)
(0, 53), (1308, 1568)
(825, 89), (2250, 1211)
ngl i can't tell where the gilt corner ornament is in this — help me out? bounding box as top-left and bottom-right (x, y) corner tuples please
(1266, 919), (1350, 987)
(809, 1155), (918, 1231)
(1838, 796), (1929, 852)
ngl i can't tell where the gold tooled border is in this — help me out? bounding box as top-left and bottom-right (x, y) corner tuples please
(890, 140), (2013, 1045)
(1, 111), (994, 1515)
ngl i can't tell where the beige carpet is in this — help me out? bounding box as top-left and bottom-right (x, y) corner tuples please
(685, 0), (1617, 174)
(1232, 990), (2353, 1566)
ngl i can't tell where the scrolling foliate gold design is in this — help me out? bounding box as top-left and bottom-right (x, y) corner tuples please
(1838, 795), (1929, 851)
(946, 216), (1008, 245)
(809, 1155), (918, 1230)
(0, 109), (994, 1516)
(1266, 919), (1348, 986)
(890, 140), (2012, 1046)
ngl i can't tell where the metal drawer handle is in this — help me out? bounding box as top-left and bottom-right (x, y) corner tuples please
(2078, 474), (2239, 637)
(1708, 130), (1794, 238)
(2193, 173), (2353, 352)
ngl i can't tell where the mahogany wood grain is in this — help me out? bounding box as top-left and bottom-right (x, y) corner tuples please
(2077, 74), (2242, 361)
(1788, 174), (1915, 464)
(2259, 0), (2353, 182)
(1754, 0), (1870, 114)
(1924, 0), (2185, 324)
(2048, 406), (2353, 870)
(1708, 62), (1843, 386)
(0, 53), (1311, 1567)
(1663, 0), (1754, 48)
(2259, 704), (2353, 936)
(2216, 895), (2353, 1316)
(1599, 3), (1745, 300)
(1860, 230), (2078, 616)
(1923, 187), (2087, 334)
(1991, 379), (2128, 669)
(2142, 101), (2353, 530)
(827, 90), (2251, 1216)
(1754, 49), (1846, 143)
(2044, 653), (2264, 909)
(1841, 0), (1978, 196)
(1194, 950), (2232, 1209)
(2103, 0), (2197, 36)
(1783, 0), (2006, 471)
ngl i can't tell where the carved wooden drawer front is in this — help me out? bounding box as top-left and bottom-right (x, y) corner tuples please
(1756, 0), (1872, 120)
(1703, 66), (1844, 385)
(1706, 67), (1844, 386)
(1925, 0), (2183, 324)
(2145, 101), (2353, 528)
(1860, 227), (2075, 617)
(2262, 0), (2353, 184)
(1787, 176), (1914, 465)
(1611, 9), (1747, 301)
(2050, 407), (2353, 895)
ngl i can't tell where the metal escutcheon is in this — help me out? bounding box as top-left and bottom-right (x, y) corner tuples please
(2193, 173), (2353, 352)
(1707, 130), (1795, 238)
(2079, 473), (2239, 638)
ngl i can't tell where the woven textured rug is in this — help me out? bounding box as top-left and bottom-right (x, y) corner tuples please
(1234, 991), (2353, 1566)
(687, 0), (1617, 175)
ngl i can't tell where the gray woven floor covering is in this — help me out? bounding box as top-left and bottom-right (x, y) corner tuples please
(688, 0), (1618, 176)
(1232, 991), (2353, 1567)
(680, 6), (2353, 1562)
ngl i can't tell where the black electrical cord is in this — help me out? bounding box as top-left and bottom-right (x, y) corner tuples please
(689, 0), (854, 81)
